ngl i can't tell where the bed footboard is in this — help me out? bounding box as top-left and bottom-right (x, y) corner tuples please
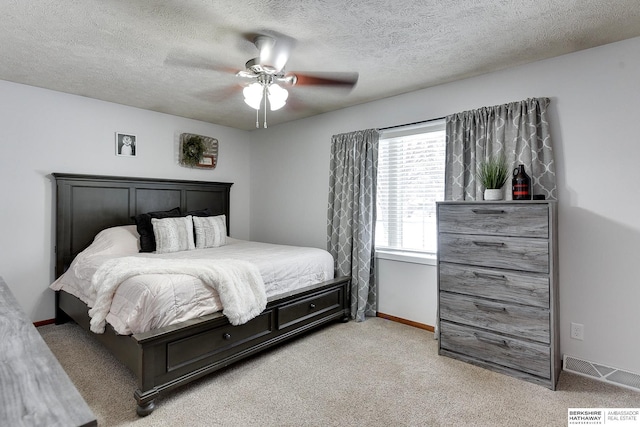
(57, 276), (350, 416)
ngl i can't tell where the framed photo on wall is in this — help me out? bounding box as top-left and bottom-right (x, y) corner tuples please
(115, 132), (137, 157)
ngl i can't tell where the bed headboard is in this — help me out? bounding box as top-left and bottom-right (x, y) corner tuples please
(53, 173), (232, 278)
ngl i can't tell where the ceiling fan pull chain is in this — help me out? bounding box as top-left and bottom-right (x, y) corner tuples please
(263, 86), (268, 128)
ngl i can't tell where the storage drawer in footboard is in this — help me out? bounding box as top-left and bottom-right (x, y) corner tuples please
(277, 287), (344, 330)
(439, 321), (550, 379)
(166, 311), (273, 373)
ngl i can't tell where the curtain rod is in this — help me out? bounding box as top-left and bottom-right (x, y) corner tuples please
(378, 116), (446, 131)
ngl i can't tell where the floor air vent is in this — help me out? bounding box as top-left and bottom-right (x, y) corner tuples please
(564, 355), (640, 392)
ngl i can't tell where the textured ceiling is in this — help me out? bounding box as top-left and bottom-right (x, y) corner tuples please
(1, 1), (640, 130)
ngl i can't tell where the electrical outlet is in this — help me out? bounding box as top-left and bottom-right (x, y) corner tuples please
(570, 322), (584, 340)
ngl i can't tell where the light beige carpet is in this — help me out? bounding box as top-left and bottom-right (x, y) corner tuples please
(39, 318), (638, 427)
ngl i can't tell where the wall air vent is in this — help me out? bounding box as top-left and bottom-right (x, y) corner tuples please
(564, 355), (640, 392)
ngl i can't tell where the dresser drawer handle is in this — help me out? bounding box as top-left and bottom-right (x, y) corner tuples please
(474, 333), (509, 348)
(223, 333), (231, 340)
(474, 302), (507, 313)
(473, 272), (507, 281)
(471, 209), (505, 215)
(472, 241), (505, 247)
(309, 303), (316, 309)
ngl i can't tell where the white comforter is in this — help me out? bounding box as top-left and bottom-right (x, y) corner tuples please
(50, 225), (334, 335)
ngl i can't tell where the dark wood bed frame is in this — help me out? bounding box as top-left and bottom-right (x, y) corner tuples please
(52, 173), (350, 416)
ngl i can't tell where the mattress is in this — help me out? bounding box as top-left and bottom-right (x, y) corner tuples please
(51, 225), (334, 335)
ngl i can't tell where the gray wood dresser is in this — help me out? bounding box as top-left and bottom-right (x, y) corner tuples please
(0, 277), (97, 426)
(436, 201), (560, 389)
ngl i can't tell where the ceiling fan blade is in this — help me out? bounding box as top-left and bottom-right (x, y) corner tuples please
(164, 50), (239, 75)
(193, 86), (241, 103)
(288, 72), (359, 89)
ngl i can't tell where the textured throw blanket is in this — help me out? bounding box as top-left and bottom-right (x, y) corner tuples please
(87, 257), (266, 333)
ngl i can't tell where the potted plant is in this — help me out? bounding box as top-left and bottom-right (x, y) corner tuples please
(478, 155), (509, 200)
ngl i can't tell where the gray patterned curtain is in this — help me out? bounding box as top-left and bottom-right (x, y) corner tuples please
(445, 97), (556, 201)
(327, 129), (379, 322)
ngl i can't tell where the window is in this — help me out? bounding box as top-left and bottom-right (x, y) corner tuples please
(375, 119), (446, 254)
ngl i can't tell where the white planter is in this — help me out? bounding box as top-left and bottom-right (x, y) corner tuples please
(484, 188), (503, 201)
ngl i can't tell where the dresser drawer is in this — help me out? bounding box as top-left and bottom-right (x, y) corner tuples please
(438, 203), (548, 238)
(440, 321), (550, 379)
(439, 292), (550, 343)
(277, 287), (343, 330)
(439, 262), (549, 308)
(439, 233), (549, 273)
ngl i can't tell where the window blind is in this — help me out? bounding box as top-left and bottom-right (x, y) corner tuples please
(375, 120), (446, 253)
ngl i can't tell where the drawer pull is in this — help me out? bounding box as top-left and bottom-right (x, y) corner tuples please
(473, 272), (507, 281)
(309, 303), (316, 309)
(472, 241), (505, 247)
(222, 333), (231, 340)
(474, 333), (509, 348)
(474, 302), (507, 313)
(471, 209), (505, 215)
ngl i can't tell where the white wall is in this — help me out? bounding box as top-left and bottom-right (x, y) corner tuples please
(250, 36), (640, 374)
(376, 257), (437, 327)
(0, 81), (251, 322)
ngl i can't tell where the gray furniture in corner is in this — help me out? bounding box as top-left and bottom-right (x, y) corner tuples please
(0, 276), (97, 426)
(436, 201), (560, 389)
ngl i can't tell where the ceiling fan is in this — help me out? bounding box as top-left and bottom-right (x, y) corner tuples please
(237, 33), (359, 128)
(167, 32), (359, 128)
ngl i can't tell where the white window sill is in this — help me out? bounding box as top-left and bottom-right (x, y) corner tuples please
(375, 249), (437, 266)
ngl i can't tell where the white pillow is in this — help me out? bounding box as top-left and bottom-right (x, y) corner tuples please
(151, 215), (195, 254)
(89, 225), (140, 255)
(193, 215), (227, 249)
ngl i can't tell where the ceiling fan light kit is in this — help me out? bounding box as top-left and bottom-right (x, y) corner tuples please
(242, 75), (289, 128)
(242, 79), (289, 111)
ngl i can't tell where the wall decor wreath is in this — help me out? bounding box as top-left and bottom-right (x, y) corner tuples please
(179, 133), (218, 169)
